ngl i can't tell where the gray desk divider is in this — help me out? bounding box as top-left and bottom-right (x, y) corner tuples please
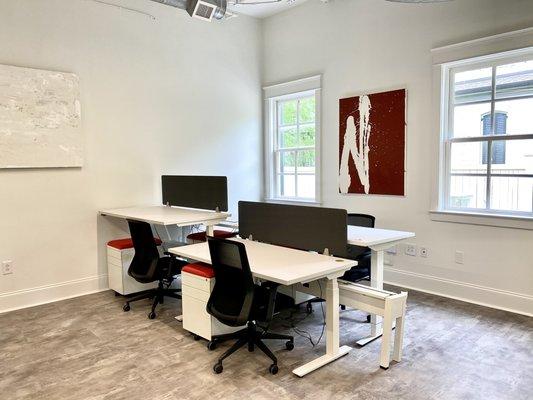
(162, 175), (228, 211)
(238, 201), (348, 257)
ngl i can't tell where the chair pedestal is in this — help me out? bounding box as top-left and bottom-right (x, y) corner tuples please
(123, 280), (181, 319)
(209, 321), (294, 375)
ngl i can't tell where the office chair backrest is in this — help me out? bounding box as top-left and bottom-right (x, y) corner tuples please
(347, 213), (375, 228)
(206, 237), (255, 327)
(127, 219), (160, 283)
(346, 214), (375, 261)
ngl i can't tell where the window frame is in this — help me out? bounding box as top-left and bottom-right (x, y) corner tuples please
(438, 48), (533, 218)
(264, 84), (321, 204)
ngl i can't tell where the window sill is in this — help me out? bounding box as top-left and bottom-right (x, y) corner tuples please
(429, 210), (533, 230)
(265, 197), (322, 206)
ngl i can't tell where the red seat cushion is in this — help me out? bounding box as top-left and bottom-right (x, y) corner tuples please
(186, 230), (237, 242)
(182, 262), (215, 278)
(107, 237), (162, 250)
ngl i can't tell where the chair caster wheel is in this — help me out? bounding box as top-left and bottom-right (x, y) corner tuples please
(269, 364), (278, 375)
(123, 304), (130, 312)
(285, 340), (294, 351)
(213, 363), (223, 374)
(207, 340), (217, 350)
(306, 303), (313, 314)
(193, 335), (200, 341)
(148, 311), (156, 319)
(366, 315), (371, 323)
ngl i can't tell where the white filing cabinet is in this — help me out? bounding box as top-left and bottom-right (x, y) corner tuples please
(182, 269), (243, 340)
(107, 240), (158, 295)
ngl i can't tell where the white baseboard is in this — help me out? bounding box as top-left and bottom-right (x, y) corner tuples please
(385, 267), (533, 317)
(0, 274), (109, 314)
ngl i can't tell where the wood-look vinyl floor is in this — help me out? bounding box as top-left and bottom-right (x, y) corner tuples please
(1, 286), (531, 400)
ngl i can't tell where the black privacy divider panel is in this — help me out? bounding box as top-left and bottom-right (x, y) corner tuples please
(162, 176), (228, 211)
(238, 201), (348, 257)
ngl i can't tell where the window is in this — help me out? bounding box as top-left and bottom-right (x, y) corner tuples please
(439, 50), (533, 217)
(264, 77), (321, 202)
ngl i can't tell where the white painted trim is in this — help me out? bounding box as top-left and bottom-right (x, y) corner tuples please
(263, 75), (321, 99)
(429, 210), (533, 230)
(0, 274), (109, 314)
(384, 267), (533, 317)
(431, 27), (533, 54)
(431, 27), (533, 65)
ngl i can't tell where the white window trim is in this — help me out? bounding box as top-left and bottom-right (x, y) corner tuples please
(430, 29), (533, 230)
(263, 75), (322, 204)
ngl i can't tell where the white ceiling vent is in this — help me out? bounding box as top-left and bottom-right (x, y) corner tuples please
(187, 0), (227, 21)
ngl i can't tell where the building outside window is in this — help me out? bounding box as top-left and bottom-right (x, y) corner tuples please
(264, 76), (321, 203)
(439, 52), (533, 216)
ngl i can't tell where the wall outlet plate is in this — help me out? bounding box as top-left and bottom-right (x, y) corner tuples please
(455, 251), (464, 264)
(2, 260), (13, 275)
(405, 244), (417, 257)
(386, 245), (398, 255)
(420, 247), (428, 258)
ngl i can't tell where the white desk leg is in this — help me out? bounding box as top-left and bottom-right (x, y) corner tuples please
(293, 278), (351, 377)
(205, 224), (214, 237)
(379, 300), (393, 369)
(356, 249), (385, 346)
(393, 314), (405, 362)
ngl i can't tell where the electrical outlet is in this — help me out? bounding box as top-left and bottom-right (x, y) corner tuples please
(386, 245), (398, 255)
(405, 244), (417, 257)
(455, 251), (464, 264)
(2, 260), (13, 275)
(420, 247), (429, 258)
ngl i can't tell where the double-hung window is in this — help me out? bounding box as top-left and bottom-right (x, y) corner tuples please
(264, 76), (321, 203)
(438, 49), (533, 217)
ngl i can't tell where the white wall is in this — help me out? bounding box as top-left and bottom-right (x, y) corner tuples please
(0, 0), (262, 312)
(262, 0), (533, 315)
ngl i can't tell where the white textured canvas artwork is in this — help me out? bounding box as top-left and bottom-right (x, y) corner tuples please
(0, 64), (82, 168)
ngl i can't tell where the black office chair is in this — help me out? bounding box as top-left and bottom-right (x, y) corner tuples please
(341, 213), (375, 282)
(205, 237), (294, 375)
(122, 219), (186, 319)
(305, 213), (376, 314)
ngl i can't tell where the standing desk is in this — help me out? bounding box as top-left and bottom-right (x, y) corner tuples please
(347, 226), (415, 345)
(169, 238), (357, 377)
(99, 205), (231, 236)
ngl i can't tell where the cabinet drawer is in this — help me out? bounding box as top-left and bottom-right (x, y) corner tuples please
(107, 246), (123, 262)
(182, 284), (210, 303)
(182, 295), (211, 340)
(107, 255), (123, 268)
(182, 272), (212, 292)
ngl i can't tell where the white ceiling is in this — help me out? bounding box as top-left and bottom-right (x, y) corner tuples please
(228, 0), (309, 19)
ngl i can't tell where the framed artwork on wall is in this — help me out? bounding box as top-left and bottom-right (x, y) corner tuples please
(0, 64), (82, 169)
(339, 88), (406, 196)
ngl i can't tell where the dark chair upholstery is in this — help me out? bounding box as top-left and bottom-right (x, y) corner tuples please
(122, 219), (187, 319)
(305, 213), (375, 315)
(341, 213), (375, 282)
(205, 237), (294, 375)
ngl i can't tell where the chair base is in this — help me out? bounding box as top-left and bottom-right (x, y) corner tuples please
(123, 280), (181, 319)
(209, 321), (293, 375)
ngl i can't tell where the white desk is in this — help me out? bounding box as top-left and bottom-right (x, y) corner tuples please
(169, 238), (357, 377)
(347, 226), (415, 346)
(99, 205), (230, 236)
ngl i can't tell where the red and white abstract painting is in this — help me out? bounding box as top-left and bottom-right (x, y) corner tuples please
(339, 88), (406, 196)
